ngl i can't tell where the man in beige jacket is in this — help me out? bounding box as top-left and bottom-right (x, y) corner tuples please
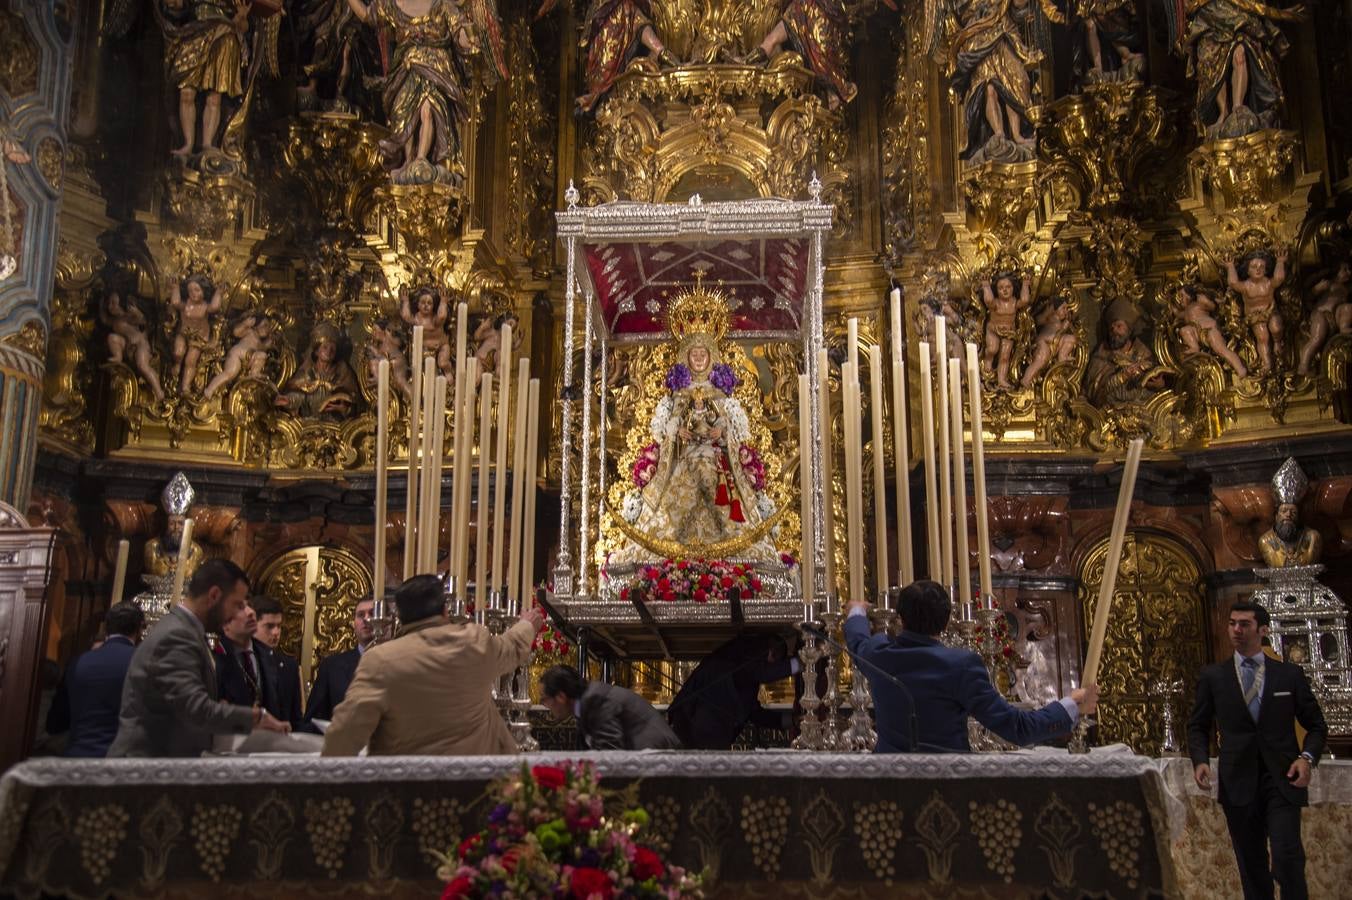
(321, 575), (545, 756)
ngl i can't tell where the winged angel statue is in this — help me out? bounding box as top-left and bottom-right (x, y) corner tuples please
(345, 0), (510, 184)
(923, 0), (1047, 165)
(104, 0), (283, 163)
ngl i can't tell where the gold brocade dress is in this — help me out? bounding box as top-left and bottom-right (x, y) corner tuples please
(612, 383), (778, 565)
(1184, 0), (1289, 132)
(780, 0), (857, 104)
(578, 0), (654, 112)
(372, 0), (470, 168)
(166, 0), (246, 97)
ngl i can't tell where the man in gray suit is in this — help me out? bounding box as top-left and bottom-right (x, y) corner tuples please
(539, 665), (681, 750)
(109, 559), (290, 757)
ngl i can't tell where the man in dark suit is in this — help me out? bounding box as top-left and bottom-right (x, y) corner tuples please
(303, 597), (375, 724)
(844, 580), (1097, 752)
(249, 595), (303, 728)
(667, 633), (799, 749)
(108, 560), (290, 757)
(214, 599), (302, 728)
(47, 602), (145, 757)
(540, 665), (682, 750)
(1187, 600), (1327, 900)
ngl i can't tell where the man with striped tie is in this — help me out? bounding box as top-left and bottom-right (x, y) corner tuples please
(1188, 600), (1327, 900)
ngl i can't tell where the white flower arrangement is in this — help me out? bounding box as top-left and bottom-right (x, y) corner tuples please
(723, 398), (750, 446)
(650, 396), (674, 442)
(757, 494), (775, 520)
(622, 491), (644, 523)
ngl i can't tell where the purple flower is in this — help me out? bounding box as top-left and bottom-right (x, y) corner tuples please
(709, 363), (739, 396)
(489, 803), (511, 825)
(579, 847), (603, 868)
(665, 364), (692, 392)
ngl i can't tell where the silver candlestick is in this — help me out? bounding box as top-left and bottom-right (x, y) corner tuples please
(792, 618), (827, 750)
(818, 610), (843, 751)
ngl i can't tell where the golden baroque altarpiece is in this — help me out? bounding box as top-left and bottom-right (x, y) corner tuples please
(4, 0), (1352, 751)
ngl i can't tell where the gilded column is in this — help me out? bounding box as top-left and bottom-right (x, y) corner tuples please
(0, 1), (73, 511)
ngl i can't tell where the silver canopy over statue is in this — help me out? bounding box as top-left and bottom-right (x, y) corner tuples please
(608, 280), (784, 574)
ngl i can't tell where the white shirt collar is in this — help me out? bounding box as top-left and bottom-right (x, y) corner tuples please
(1234, 649), (1266, 666)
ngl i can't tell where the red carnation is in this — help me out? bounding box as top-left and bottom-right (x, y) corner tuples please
(1002, 645), (1014, 658)
(677, 560), (688, 570)
(699, 573), (713, 589)
(657, 577), (672, 591)
(750, 577), (762, 591)
(532, 765), (567, 790)
(620, 588), (630, 601)
(694, 588), (707, 603)
(720, 576), (734, 589)
(570, 867), (613, 899)
(457, 834), (481, 858)
(541, 640), (554, 654)
(442, 875), (474, 898)
(661, 590), (676, 602)
(632, 846), (664, 881)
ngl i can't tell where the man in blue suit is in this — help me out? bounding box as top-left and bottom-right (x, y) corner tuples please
(47, 602), (145, 757)
(844, 580), (1097, 752)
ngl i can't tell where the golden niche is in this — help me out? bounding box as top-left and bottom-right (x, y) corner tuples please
(255, 545), (372, 688)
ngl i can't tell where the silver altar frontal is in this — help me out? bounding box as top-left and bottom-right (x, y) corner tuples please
(549, 181), (833, 658)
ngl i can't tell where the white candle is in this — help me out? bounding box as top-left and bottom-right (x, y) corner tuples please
(890, 291), (913, 586)
(456, 358), (480, 589)
(918, 343), (941, 581)
(491, 323), (513, 595)
(418, 358), (438, 572)
(520, 378), (541, 614)
(797, 372), (816, 618)
(935, 314), (952, 588)
(847, 316), (859, 373)
(843, 363), (865, 606)
(949, 358), (971, 615)
(448, 304), (468, 580)
(111, 539), (129, 606)
(374, 360), (390, 604)
(171, 518), (194, 602)
(869, 345), (889, 598)
(966, 344), (994, 609)
(1082, 439), (1144, 688)
(507, 357), (530, 610)
(475, 373), (493, 616)
(403, 326), (424, 579)
(817, 348), (837, 605)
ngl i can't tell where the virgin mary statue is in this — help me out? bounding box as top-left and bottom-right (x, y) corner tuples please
(610, 283), (782, 569)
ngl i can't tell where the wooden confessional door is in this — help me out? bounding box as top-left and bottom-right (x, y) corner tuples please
(1078, 532), (1208, 755)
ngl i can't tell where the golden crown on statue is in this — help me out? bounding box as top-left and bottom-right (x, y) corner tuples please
(666, 272), (731, 344)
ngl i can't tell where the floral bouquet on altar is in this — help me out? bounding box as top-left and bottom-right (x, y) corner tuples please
(619, 558), (761, 604)
(438, 760), (702, 899)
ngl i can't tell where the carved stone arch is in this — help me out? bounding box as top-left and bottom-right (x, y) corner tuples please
(252, 544), (372, 689)
(1075, 528), (1209, 754)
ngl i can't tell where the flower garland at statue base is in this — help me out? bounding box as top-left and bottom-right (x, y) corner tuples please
(620, 558), (761, 604)
(438, 760), (702, 899)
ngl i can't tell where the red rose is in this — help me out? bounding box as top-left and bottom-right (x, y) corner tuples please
(694, 588), (707, 603)
(532, 765), (567, 790)
(442, 875), (474, 898)
(657, 578), (672, 592)
(720, 576), (734, 589)
(570, 867), (613, 899)
(699, 573), (713, 589)
(1002, 645), (1014, 658)
(541, 640), (554, 654)
(457, 834), (481, 858)
(677, 560), (688, 570)
(632, 846), (664, 881)
(661, 590), (676, 602)
(620, 588), (630, 602)
(750, 577), (762, 591)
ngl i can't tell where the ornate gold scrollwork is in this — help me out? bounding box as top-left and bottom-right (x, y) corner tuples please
(256, 545), (373, 688)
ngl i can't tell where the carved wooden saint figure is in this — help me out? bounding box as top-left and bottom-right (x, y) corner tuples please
(168, 274), (223, 395)
(144, 473), (205, 579)
(297, 0), (382, 113)
(1169, 284), (1247, 377)
(537, 0), (675, 113)
(927, 0), (1041, 164)
(1020, 295), (1078, 389)
(981, 270), (1032, 389)
(400, 285), (453, 374)
(1174, 0), (1304, 138)
(1297, 260), (1352, 376)
(748, 0), (857, 109)
(1227, 248), (1287, 375)
(346, 0), (508, 183)
(276, 323), (361, 419)
(1085, 300), (1163, 405)
(204, 311), (278, 398)
(1039, 0), (1144, 86)
(1258, 458), (1321, 567)
(102, 291), (166, 402)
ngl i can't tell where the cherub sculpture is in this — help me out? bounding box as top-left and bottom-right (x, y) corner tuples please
(1227, 248), (1288, 375)
(102, 291), (166, 402)
(1173, 0), (1305, 139)
(346, 0), (508, 183)
(472, 310), (520, 374)
(1169, 284), (1247, 377)
(925, 0), (1041, 163)
(203, 311), (278, 399)
(400, 285), (452, 375)
(747, 0), (857, 109)
(1297, 260), (1352, 376)
(981, 270), (1033, 389)
(168, 274), (223, 395)
(537, 0), (675, 113)
(1019, 295), (1078, 389)
(915, 295), (963, 361)
(367, 317), (413, 399)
